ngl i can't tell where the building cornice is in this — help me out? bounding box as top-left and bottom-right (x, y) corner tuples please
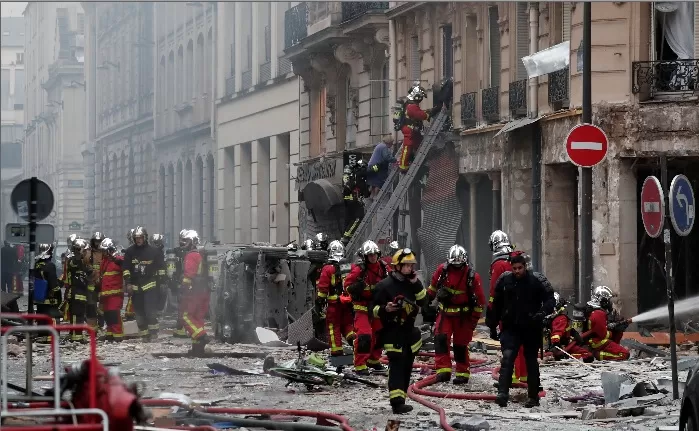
(154, 121), (211, 148)
(385, 2), (427, 20)
(95, 115), (153, 144)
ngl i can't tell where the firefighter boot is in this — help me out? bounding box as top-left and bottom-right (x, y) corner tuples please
(435, 373), (451, 383)
(453, 376), (469, 385)
(189, 334), (210, 357)
(172, 328), (188, 338)
(368, 363), (387, 373)
(495, 393), (508, 407)
(392, 403), (414, 414)
(525, 397), (540, 408)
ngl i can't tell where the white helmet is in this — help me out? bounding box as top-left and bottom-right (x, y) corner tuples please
(407, 81), (427, 102)
(489, 230), (512, 253)
(588, 285), (614, 310)
(447, 245), (468, 266)
(360, 240), (380, 257)
(328, 240), (344, 263)
(183, 230), (200, 249)
(37, 243), (55, 260)
(99, 238), (117, 255)
(388, 240), (400, 255)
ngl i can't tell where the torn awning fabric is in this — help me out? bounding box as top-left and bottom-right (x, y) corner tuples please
(301, 179), (343, 214)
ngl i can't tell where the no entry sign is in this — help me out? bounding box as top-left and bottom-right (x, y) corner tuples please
(565, 123), (609, 168)
(641, 176), (664, 238)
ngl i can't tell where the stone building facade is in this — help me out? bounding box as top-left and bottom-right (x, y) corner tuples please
(388, 1), (699, 315)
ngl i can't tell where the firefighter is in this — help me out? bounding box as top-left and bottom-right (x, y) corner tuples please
(585, 286), (630, 361)
(124, 229), (137, 321)
(344, 240), (390, 374)
(397, 82), (442, 172)
(60, 235), (79, 322)
(341, 161), (370, 246)
(382, 241), (400, 266)
(428, 245), (485, 384)
(180, 230), (211, 355)
(372, 248), (427, 414)
(169, 230), (190, 338)
(67, 239), (93, 343)
(123, 226), (166, 341)
(486, 253), (555, 408)
(98, 238), (125, 342)
(87, 232), (105, 332)
(316, 240), (355, 356)
(314, 232), (329, 251)
(34, 243), (61, 324)
(150, 233), (167, 313)
(548, 292), (593, 362)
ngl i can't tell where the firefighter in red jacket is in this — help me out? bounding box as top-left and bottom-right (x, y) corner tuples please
(99, 238), (124, 342)
(316, 240), (355, 356)
(382, 241), (400, 267)
(180, 230), (211, 355)
(398, 82), (442, 172)
(585, 286), (630, 361)
(428, 245), (485, 384)
(344, 240), (390, 374)
(548, 292), (593, 362)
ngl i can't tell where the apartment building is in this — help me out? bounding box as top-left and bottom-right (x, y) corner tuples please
(388, 1), (699, 315)
(23, 2), (87, 241)
(216, 2), (300, 244)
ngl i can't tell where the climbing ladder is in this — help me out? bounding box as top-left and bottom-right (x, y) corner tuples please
(345, 110), (448, 257)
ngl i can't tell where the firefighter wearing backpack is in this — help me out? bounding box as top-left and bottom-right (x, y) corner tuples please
(548, 292), (593, 362)
(344, 240), (390, 374)
(34, 243), (61, 324)
(98, 238), (125, 342)
(584, 286), (630, 361)
(180, 230), (212, 355)
(427, 245), (485, 384)
(394, 82), (442, 173)
(316, 240), (355, 356)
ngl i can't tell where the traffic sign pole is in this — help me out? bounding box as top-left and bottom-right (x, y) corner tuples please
(660, 157), (679, 400)
(26, 177), (37, 397)
(580, 1), (593, 304)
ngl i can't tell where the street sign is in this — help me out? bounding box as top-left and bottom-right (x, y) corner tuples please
(5, 223), (56, 244)
(68, 221), (82, 231)
(565, 123), (609, 168)
(10, 178), (55, 222)
(668, 174), (695, 237)
(641, 176), (664, 239)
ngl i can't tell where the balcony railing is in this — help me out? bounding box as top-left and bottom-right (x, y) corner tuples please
(548, 66), (570, 105)
(285, 3), (308, 50)
(225, 75), (235, 96)
(509, 79), (527, 119)
(460, 92), (476, 128)
(482, 86), (500, 124)
(260, 61), (271, 82)
(341, 2), (389, 23)
(242, 69), (252, 91)
(278, 58), (292, 76)
(632, 59), (698, 98)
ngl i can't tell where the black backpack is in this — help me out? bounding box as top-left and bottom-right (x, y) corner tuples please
(392, 98), (408, 131)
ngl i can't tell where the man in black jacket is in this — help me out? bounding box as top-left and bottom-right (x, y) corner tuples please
(486, 253), (555, 408)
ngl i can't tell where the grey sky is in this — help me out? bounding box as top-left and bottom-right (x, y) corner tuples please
(1, 2), (28, 17)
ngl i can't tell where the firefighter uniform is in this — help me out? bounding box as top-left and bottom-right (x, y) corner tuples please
(372, 269), (427, 413)
(344, 259), (390, 372)
(59, 254), (71, 321)
(550, 313), (593, 361)
(316, 263), (355, 355)
(181, 248), (211, 348)
(87, 249), (104, 331)
(99, 254), (124, 341)
(67, 255), (93, 342)
(123, 244), (165, 340)
(171, 247), (188, 337)
(34, 258), (61, 323)
(587, 309), (630, 361)
(428, 261), (485, 383)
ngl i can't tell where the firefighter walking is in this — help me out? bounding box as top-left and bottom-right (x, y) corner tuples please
(67, 239), (93, 343)
(372, 248), (427, 414)
(428, 245), (485, 384)
(60, 235), (79, 323)
(180, 230), (212, 355)
(33, 244), (61, 324)
(87, 232), (105, 332)
(344, 240), (389, 374)
(316, 240), (355, 356)
(123, 226), (165, 341)
(171, 230), (190, 338)
(124, 229), (137, 321)
(98, 238), (125, 342)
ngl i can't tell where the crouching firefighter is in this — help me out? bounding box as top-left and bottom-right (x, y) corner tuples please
(67, 239), (93, 343)
(123, 226), (165, 341)
(180, 230), (211, 355)
(584, 286), (630, 361)
(373, 248), (427, 414)
(547, 293), (593, 362)
(344, 240), (390, 374)
(316, 240), (355, 356)
(98, 238), (125, 342)
(428, 245), (485, 384)
(34, 243), (61, 330)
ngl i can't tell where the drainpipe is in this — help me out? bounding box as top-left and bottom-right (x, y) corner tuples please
(211, 1), (217, 140)
(529, 2), (542, 271)
(153, 3), (158, 138)
(388, 18), (397, 142)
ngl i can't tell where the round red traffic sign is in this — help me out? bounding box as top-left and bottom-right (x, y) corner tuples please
(565, 123), (609, 168)
(641, 176), (664, 238)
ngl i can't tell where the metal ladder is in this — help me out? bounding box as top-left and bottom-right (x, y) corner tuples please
(345, 110), (448, 257)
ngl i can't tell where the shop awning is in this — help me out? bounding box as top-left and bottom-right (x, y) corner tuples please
(493, 115), (543, 138)
(301, 179), (343, 214)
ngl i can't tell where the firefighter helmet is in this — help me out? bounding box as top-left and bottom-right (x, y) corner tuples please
(72, 238), (89, 254)
(392, 248), (417, 266)
(315, 233), (329, 251)
(328, 240), (344, 262)
(133, 226), (148, 244)
(178, 229), (190, 247)
(489, 230), (512, 253)
(407, 81), (427, 103)
(588, 285), (614, 310)
(360, 240), (380, 257)
(127, 228), (135, 245)
(99, 238), (117, 255)
(183, 230), (200, 249)
(389, 240), (400, 255)
(67, 234), (79, 248)
(447, 245), (468, 266)
(554, 292), (568, 310)
(37, 243), (55, 260)
(151, 234), (165, 249)
(90, 232), (105, 249)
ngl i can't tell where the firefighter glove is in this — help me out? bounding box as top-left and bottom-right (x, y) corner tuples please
(346, 282), (364, 301)
(127, 284), (136, 294)
(430, 105), (442, 117)
(315, 297), (326, 310)
(436, 287), (452, 303)
(421, 305), (437, 324)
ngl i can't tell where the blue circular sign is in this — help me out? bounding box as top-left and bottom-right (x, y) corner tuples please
(669, 174), (695, 237)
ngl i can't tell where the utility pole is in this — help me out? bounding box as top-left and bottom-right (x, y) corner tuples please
(579, 2), (593, 304)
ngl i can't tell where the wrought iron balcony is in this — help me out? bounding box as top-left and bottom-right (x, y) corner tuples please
(632, 59), (698, 98)
(509, 79), (527, 118)
(460, 92), (476, 128)
(341, 2), (389, 23)
(548, 66), (569, 105)
(278, 58), (292, 76)
(285, 3), (308, 50)
(260, 62), (271, 82)
(482, 86), (500, 124)
(225, 75), (235, 96)
(242, 69), (252, 91)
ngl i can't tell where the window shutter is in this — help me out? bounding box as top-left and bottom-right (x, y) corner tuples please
(516, 2), (529, 80)
(442, 25), (453, 80)
(410, 36), (420, 81)
(488, 7), (501, 87)
(562, 3), (571, 42)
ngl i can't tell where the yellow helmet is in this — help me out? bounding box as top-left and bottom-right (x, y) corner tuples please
(392, 248), (417, 265)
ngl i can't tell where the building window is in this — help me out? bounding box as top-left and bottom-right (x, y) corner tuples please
(346, 78), (356, 148)
(16, 53), (24, 64)
(67, 180), (84, 188)
(78, 13), (85, 34)
(1, 143), (22, 168)
(1, 69), (10, 110)
(442, 25), (453, 80)
(410, 36), (420, 82)
(488, 7), (501, 87)
(562, 2), (571, 42)
(515, 3), (529, 81)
